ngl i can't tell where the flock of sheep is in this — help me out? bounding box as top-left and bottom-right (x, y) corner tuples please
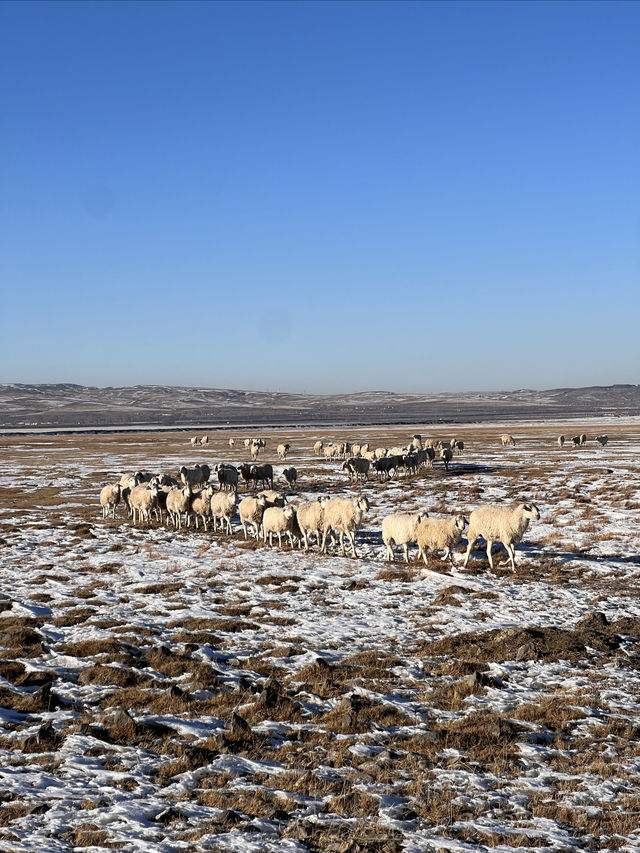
(96, 430), (557, 571)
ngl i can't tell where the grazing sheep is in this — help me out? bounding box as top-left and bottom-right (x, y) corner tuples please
(313, 440), (324, 456)
(216, 464), (239, 492)
(321, 496), (370, 558)
(190, 485), (215, 531)
(500, 434), (516, 447)
(595, 435), (608, 447)
(100, 483), (121, 519)
(282, 467), (297, 490)
(249, 441), (261, 461)
(381, 511), (429, 563)
(277, 443), (291, 459)
(415, 514), (468, 566)
(296, 497), (327, 551)
(200, 435), (209, 446)
(262, 505), (298, 548)
(129, 484), (160, 524)
(342, 457), (370, 482)
(557, 435), (566, 448)
(166, 484), (192, 529)
(238, 494), (268, 539)
(440, 447), (453, 470)
(210, 489), (238, 535)
(463, 501), (541, 572)
(251, 464), (274, 490)
(257, 489), (286, 508)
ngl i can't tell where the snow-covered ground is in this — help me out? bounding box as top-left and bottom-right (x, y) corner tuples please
(0, 423), (639, 852)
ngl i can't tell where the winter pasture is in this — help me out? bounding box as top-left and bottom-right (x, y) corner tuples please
(0, 421), (639, 853)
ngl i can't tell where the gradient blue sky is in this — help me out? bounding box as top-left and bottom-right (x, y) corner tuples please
(1, 0), (638, 394)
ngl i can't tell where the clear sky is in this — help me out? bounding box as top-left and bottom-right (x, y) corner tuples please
(1, 0), (638, 394)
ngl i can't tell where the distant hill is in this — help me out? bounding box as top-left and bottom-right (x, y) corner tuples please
(0, 383), (638, 432)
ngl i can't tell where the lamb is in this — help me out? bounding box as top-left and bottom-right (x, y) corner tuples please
(238, 494), (268, 539)
(129, 483), (161, 524)
(216, 464), (239, 492)
(381, 511), (429, 563)
(295, 497), (327, 551)
(321, 496), (370, 558)
(277, 443), (291, 459)
(210, 489), (238, 534)
(262, 505), (298, 548)
(251, 464), (274, 490)
(463, 501), (541, 572)
(500, 434), (516, 447)
(595, 435), (608, 447)
(342, 456), (370, 482)
(100, 483), (121, 519)
(415, 514), (468, 566)
(190, 485), (215, 531)
(557, 435), (566, 448)
(166, 484), (192, 529)
(282, 467), (297, 489)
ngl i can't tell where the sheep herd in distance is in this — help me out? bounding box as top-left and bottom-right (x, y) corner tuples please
(100, 429), (609, 571)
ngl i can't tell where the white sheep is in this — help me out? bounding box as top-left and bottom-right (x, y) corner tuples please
(415, 514), (468, 566)
(200, 435), (209, 446)
(500, 434), (516, 447)
(190, 436), (198, 446)
(313, 440), (324, 456)
(463, 501), (541, 572)
(228, 438), (235, 448)
(381, 511), (429, 562)
(238, 494), (268, 539)
(277, 443), (291, 459)
(257, 489), (286, 507)
(262, 505), (298, 548)
(129, 483), (160, 524)
(100, 483), (121, 519)
(210, 489), (238, 534)
(166, 484), (192, 529)
(321, 496), (370, 558)
(295, 497), (327, 551)
(374, 447), (387, 459)
(190, 485), (215, 531)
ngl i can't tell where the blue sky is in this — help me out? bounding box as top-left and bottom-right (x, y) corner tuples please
(1, 0), (638, 394)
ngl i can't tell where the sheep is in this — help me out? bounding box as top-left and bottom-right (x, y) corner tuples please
(249, 440), (262, 461)
(258, 489), (286, 507)
(228, 438), (235, 448)
(119, 473), (140, 489)
(282, 466), (297, 490)
(180, 464), (210, 489)
(342, 457), (370, 482)
(440, 447), (453, 471)
(200, 435), (209, 446)
(374, 456), (394, 481)
(156, 473), (178, 488)
(210, 489), (238, 534)
(238, 494), (268, 539)
(557, 435), (566, 448)
(402, 453), (419, 476)
(239, 463), (253, 488)
(595, 435), (608, 447)
(415, 514), (468, 566)
(166, 484), (192, 529)
(571, 435), (581, 448)
(216, 463), (239, 492)
(463, 501), (541, 572)
(277, 443), (291, 459)
(453, 440), (464, 455)
(351, 443), (362, 457)
(500, 434), (516, 447)
(321, 496), (370, 558)
(374, 447), (387, 459)
(129, 483), (160, 524)
(295, 497), (327, 551)
(313, 440), (324, 456)
(243, 438), (252, 449)
(251, 463), (274, 490)
(389, 445), (406, 457)
(381, 511), (428, 563)
(323, 443), (337, 459)
(190, 436), (198, 446)
(100, 483), (121, 519)
(410, 436), (423, 451)
(262, 505), (298, 548)
(424, 447), (436, 467)
(190, 485), (215, 531)
(580, 433), (587, 446)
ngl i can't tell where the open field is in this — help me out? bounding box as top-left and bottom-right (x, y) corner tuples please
(1, 421), (640, 852)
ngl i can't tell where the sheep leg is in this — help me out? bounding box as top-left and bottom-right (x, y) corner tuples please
(403, 543), (409, 563)
(349, 532), (358, 558)
(386, 541), (394, 562)
(339, 531), (346, 557)
(242, 522), (248, 539)
(463, 536), (475, 567)
(486, 540), (495, 570)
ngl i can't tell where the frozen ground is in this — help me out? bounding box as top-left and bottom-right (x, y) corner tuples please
(0, 422), (639, 852)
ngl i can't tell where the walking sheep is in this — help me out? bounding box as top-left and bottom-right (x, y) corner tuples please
(210, 489), (238, 534)
(463, 501), (541, 572)
(277, 443), (291, 459)
(262, 505), (298, 548)
(190, 485), (215, 531)
(129, 483), (161, 525)
(381, 511), (429, 563)
(296, 497), (327, 551)
(440, 447), (453, 471)
(251, 464), (274, 490)
(166, 485), (192, 529)
(100, 483), (121, 519)
(343, 457), (370, 482)
(216, 464), (239, 492)
(282, 467), (297, 490)
(238, 494), (268, 539)
(415, 514), (468, 566)
(321, 496), (370, 558)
